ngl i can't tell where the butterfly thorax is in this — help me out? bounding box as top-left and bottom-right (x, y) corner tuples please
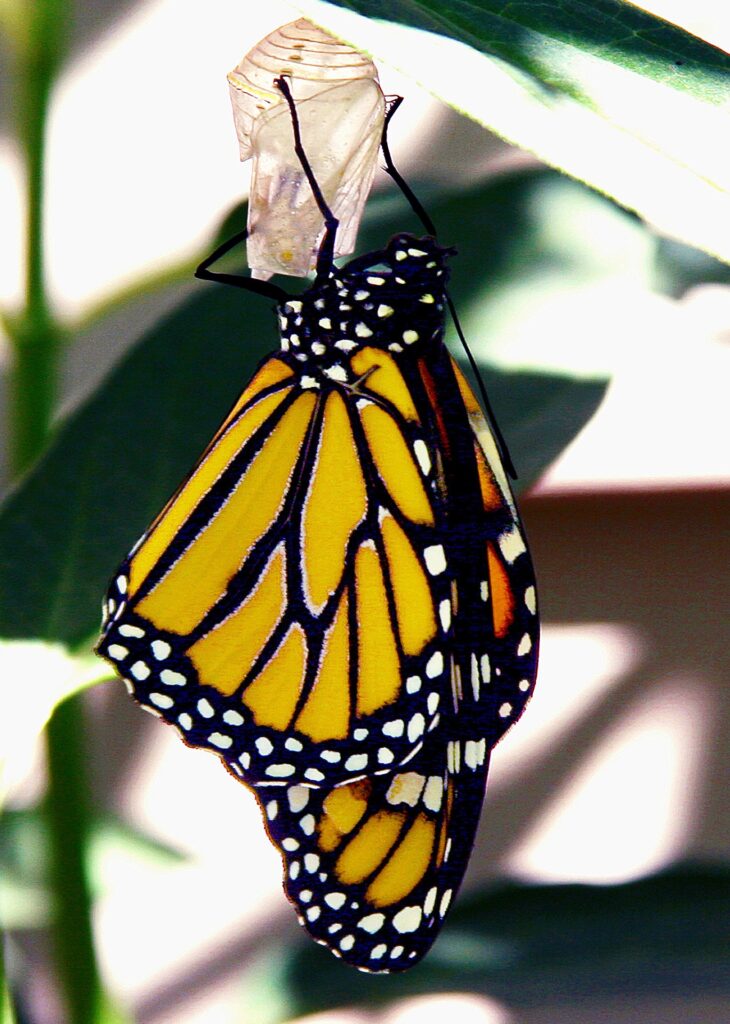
(276, 234), (454, 384)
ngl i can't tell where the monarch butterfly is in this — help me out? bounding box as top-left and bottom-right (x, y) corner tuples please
(97, 79), (539, 972)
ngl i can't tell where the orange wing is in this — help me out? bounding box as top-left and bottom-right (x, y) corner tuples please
(257, 689), (490, 972)
(97, 337), (453, 788)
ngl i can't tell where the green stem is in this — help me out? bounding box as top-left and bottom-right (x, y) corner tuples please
(0, 911), (17, 1024)
(8, 0), (65, 476)
(44, 699), (101, 1024)
(4, 4), (107, 1022)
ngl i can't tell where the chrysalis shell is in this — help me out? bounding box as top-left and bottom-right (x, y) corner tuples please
(228, 19), (385, 278)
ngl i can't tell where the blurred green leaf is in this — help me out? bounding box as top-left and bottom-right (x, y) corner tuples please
(0, 171), (607, 655)
(0, 807), (186, 929)
(270, 865), (730, 1018)
(0, 287), (277, 649)
(296, 0), (730, 262)
(654, 237), (730, 299)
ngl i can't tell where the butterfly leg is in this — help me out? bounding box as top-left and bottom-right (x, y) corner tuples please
(274, 75), (340, 285)
(194, 226), (288, 301)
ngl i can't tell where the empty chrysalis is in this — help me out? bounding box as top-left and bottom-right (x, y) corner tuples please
(228, 18), (385, 279)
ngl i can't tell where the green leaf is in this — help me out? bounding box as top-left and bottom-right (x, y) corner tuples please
(0, 288), (277, 648)
(0, 171), (607, 651)
(0, 642), (106, 803)
(293, 0), (730, 263)
(264, 866), (730, 1019)
(0, 806), (186, 929)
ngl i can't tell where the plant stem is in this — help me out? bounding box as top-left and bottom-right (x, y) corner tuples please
(8, 0), (65, 477)
(0, 932), (17, 1024)
(4, 5), (108, 1023)
(45, 699), (101, 1024)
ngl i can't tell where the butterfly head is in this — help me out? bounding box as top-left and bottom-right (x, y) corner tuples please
(277, 235), (456, 366)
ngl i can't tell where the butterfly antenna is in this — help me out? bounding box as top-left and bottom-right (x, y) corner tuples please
(275, 75), (339, 284)
(382, 95), (517, 480)
(446, 293), (517, 479)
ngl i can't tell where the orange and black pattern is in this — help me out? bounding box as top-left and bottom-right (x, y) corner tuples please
(97, 233), (538, 971)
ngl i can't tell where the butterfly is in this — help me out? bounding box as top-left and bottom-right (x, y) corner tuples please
(96, 79), (538, 972)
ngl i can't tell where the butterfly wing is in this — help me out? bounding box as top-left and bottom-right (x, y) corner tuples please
(249, 237), (538, 970)
(97, 306), (454, 787)
(256, 700), (489, 972)
(446, 355), (539, 745)
(97, 232), (538, 972)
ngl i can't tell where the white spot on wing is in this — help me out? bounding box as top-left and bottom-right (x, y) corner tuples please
(439, 599), (451, 630)
(151, 640), (171, 660)
(197, 698), (214, 718)
(517, 633), (533, 656)
(464, 739), (480, 770)
(423, 775), (444, 812)
(424, 886), (438, 915)
(413, 438), (431, 475)
(426, 651), (444, 678)
(160, 669), (186, 686)
(119, 625), (144, 638)
(393, 906), (422, 933)
(424, 545), (446, 575)
(407, 713), (425, 742)
(287, 786), (309, 813)
(386, 772), (426, 807)
(499, 525), (527, 564)
(471, 653), (480, 700)
(358, 913), (385, 933)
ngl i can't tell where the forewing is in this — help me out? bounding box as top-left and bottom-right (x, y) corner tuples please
(98, 346), (453, 787)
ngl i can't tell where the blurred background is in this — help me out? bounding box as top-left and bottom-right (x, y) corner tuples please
(0, 2), (728, 1023)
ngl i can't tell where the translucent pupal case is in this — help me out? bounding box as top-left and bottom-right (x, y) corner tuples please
(228, 19), (385, 279)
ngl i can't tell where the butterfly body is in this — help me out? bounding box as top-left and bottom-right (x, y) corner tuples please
(97, 231), (538, 970)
